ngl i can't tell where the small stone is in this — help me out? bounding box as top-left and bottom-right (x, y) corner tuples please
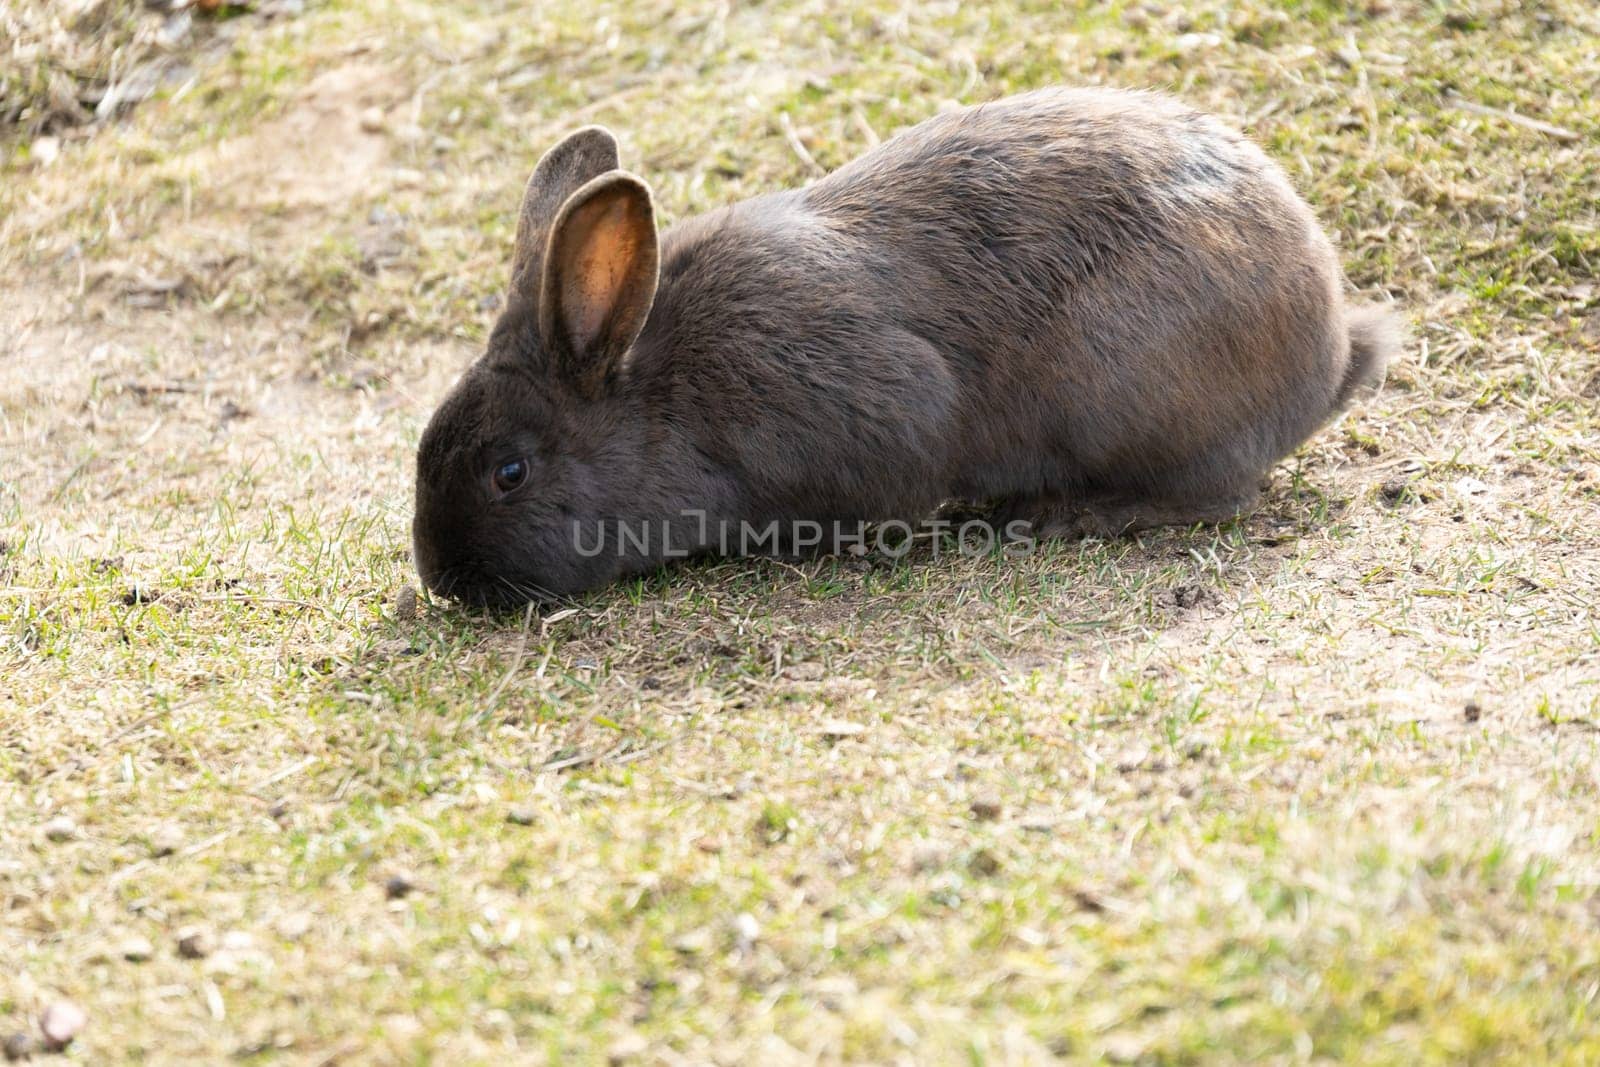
(672, 929), (711, 955)
(148, 823), (184, 858)
(607, 1033), (648, 1064)
(266, 798), (292, 821)
(358, 106), (386, 133)
(275, 912), (313, 940)
(394, 585), (419, 621)
(31, 136), (60, 167)
(1464, 700), (1483, 723)
(1379, 477), (1412, 505)
(1174, 31), (1222, 52)
(732, 912), (760, 948)
(359, 225), (406, 271)
(1168, 583), (1216, 610)
(3, 1032), (34, 1061)
(176, 926), (214, 959)
(380, 1013), (423, 1041)
(1115, 744), (1150, 774)
(970, 796), (1003, 822)
(910, 841), (949, 872)
(818, 719), (865, 739)
(1103, 1032), (1148, 1064)
(219, 930), (256, 953)
(1018, 811), (1060, 834)
(38, 1000), (86, 1051)
(505, 806), (538, 826)
(384, 873), (417, 900)
(1072, 888), (1109, 914)
(120, 935), (155, 962)
(967, 847), (1002, 877)
(42, 815), (77, 843)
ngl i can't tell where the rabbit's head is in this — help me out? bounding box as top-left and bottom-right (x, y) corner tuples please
(412, 127), (661, 606)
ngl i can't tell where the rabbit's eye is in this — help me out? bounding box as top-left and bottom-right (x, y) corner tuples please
(492, 459), (528, 494)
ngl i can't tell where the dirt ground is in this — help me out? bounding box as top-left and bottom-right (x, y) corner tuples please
(3, 1), (1599, 1063)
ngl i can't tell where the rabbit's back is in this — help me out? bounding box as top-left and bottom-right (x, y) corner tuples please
(803, 88), (1349, 500)
(635, 87), (1356, 522)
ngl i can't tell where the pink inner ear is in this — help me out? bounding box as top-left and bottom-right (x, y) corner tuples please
(568, 200), (637, 351)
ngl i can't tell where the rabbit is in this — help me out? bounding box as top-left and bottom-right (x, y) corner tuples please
(413, 87), (1398, 606)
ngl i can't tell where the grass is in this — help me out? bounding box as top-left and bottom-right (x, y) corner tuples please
(3, 0), (1600, 1062)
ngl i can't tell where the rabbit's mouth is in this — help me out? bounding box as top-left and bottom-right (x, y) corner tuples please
(418, 558), (571, 612)
(412, 522), (512, 607)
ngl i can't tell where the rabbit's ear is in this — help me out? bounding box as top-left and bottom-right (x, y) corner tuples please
(509, 126), (621, 297)
(539, 172), (659, 396)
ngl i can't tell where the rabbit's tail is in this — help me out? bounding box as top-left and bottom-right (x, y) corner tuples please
(1333, 304), (1401, 412)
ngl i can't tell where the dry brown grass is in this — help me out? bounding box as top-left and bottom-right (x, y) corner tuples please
(3, 0), (1599, 1063)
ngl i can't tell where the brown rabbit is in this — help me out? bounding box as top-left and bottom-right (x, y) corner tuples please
(413, 88), (1398, 605)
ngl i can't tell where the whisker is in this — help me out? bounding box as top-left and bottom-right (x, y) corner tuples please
(423, 560), (582, 615)
(521, 578), (579, 610)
